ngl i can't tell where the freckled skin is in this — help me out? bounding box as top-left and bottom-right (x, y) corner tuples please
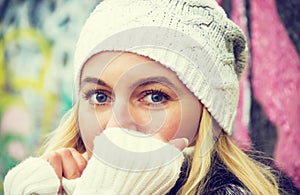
(78, 51), (202, 156)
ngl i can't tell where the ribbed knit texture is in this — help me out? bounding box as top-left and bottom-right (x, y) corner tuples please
(4, 157), (60, 195)
(73, 127), (184, 194)
(73, 0), (247, 134)
(62, 177), (78, 194)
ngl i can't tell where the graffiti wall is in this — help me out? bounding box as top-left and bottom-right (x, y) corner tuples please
(0, 0), (299, 193)
(0, 0), (100, 192)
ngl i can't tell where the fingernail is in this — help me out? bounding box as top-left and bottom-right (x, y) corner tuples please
(182, 138), (189, 147)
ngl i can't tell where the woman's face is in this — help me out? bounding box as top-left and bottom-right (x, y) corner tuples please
(78, 52), (202, 155)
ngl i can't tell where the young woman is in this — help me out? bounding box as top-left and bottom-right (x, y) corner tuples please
(4, 0), (298, 194)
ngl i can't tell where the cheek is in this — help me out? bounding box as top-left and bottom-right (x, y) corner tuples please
(155, 105), (182, 142)
(157, 101), (201, 143)
(176, 101), (201, 143)
(157, 115), (181, 142)
(78, 103), (109, 153)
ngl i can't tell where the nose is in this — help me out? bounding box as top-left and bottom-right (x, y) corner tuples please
(106, 99), (138, 131)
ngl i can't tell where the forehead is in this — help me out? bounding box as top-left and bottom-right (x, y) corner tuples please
(80, 51), (197, 97)
(81, 51), (180, 83)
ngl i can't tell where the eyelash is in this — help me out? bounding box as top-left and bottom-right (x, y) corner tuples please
(140, 89), (170, 104)
(83, 89), (112, 106)
(82, 88), (171, 106)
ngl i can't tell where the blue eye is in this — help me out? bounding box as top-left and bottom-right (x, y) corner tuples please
(142, 90), (170, 105)
(83, 90), (111, 105)
(151, 93), (164, 102)
(95, 93), (108, 103)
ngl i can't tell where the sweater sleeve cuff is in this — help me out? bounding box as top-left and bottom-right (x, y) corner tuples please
(4, 157), (60, 195)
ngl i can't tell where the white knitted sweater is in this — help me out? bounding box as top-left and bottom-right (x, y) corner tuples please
(4, 128), (184, 195)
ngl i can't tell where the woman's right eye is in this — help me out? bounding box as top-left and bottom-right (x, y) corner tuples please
(83, 90), (112, 105)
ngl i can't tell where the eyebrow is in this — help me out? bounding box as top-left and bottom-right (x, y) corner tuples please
(80, 77), (111, 89)
(130, 76), (180, 92)
(80, 76), (180, 93)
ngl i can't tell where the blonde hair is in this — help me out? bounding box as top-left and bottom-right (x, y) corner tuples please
(40, 104), (280, 194)
(38, 103), (84, 154)
(180, 107), (280, 195)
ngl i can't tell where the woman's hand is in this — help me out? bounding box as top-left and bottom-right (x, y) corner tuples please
(42, 148), (87, 192)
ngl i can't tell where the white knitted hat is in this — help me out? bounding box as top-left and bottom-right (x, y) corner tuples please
(73, 0), (247, 135)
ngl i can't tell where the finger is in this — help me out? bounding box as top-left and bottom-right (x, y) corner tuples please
(43, 152), (63, 180)
(69, 148), (87, 174)
(58, 148), (81, 180)
(168, 138), (189, 151)
(42, 152), (63, 193)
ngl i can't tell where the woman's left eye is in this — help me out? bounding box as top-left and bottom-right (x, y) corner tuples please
(140, 90), (170, 104)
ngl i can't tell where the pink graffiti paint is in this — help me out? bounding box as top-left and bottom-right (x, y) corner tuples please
(0, 106), (33, 136)
(231, 0), (252, 150)
(251, 0), (300, 188)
